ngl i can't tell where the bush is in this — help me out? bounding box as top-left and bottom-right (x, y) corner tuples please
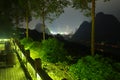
(20, 38), (33, 49)
(68, 54), (120, 80)
(29, 41), (41, 50)
(40, 38), (67, 63)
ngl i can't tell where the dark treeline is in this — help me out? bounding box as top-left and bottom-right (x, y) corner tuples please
(0, 0), (70, 39)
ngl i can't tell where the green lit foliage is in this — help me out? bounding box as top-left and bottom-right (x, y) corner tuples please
(29, 41), (41, 50)
(20, 38), (33, 49)
(40, 38), (67, 63)
(20, 38), (41, 50)
(42, 62), (71, 80)
(68, 54), (120, 80)
(20, 38), (120, 80)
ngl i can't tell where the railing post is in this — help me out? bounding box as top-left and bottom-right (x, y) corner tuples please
(13, 39), (17, 50)
(20, 45), (25, 53)
(35, 58), (42, 68)
(25, 50), (30, 67)
(25, 50), (30, 58)
(34, 58), (42, 79)
(34, 58), (52, 80)
(13, 39), (52, 80)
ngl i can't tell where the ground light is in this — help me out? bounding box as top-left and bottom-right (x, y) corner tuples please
(0, 39), (10, 50)
(0, 39), (10, 42)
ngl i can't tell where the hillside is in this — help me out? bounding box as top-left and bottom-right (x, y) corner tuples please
(72, 12), (120, 43)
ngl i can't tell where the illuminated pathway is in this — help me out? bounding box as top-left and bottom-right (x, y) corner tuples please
(0, 39), (51, 80)
(0, 58), (27, 80)
(0, 39), (27, 80)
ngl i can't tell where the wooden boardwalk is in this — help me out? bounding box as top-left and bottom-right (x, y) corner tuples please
(0, 53), (27, 80)
(0, 40), (27, 80)
(0, 67), (26, 80)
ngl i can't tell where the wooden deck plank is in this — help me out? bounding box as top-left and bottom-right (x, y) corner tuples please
(0, 54), (27, 80)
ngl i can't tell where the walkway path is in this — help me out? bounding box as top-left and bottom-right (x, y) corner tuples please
(0, 50), (27, 80)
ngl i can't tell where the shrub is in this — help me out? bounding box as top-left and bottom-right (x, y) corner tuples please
(40, 38), (67, 63)
(68, 54), (120, 80)
(29, 41), (41, 50)
(20, 38), (33, 49)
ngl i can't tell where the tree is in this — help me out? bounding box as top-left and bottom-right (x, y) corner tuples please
(91, 0), (95, 56)
(0, 0), (32, 39)
(0, 0), (18, 38)
(10, 0), (24, 38)
(72, 0), (110, 55)
(30, 0), (70, 40)
(18, 0), (32, 39)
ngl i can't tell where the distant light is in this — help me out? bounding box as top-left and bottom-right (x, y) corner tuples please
(50, 31), (69, 35)
(50, 31), (57, 35)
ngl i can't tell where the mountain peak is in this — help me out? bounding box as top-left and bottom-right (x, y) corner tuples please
(72, 12), (120, 43)
(35, 23), (50, 34)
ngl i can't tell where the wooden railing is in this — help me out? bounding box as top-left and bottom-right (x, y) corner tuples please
(10, 39), (52, 80)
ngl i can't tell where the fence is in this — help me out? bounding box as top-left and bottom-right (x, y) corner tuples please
(10, 39), (52, 80)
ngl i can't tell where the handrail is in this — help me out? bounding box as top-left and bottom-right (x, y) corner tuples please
(11, 39), (52, 80)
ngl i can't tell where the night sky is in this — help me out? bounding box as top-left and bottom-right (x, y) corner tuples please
(21, 0), (120, 35)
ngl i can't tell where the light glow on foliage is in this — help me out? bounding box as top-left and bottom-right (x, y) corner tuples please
(48, 72), (61, 80)
(30, 50), (40, 59)
(37, 73), (42, 80)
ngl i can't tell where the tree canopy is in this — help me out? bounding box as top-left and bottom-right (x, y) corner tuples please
(0, 0), (70, 39)
(30, 0), (70, 40)
(30, 0), (70, 21)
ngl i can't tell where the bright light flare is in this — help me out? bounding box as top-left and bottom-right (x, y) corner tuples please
(50, 31), (69, 35)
